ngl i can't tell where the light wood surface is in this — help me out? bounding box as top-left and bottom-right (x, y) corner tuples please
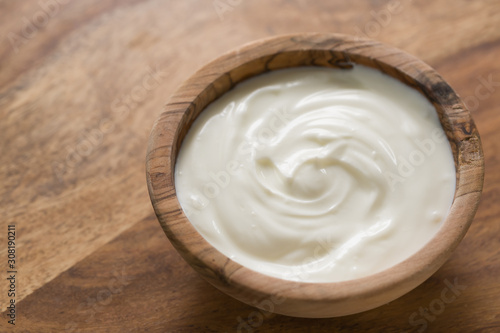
(1, 0), (499, 331)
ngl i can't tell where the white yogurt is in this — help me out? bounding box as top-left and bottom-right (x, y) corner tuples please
(175, 65), (456, 283)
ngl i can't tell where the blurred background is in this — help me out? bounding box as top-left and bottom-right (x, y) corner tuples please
(1, 0), (499, 332)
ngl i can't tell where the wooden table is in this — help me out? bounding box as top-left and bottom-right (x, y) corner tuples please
(1, 1), (499, 332)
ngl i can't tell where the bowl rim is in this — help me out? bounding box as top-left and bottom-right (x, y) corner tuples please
(146, 33), (484, 317)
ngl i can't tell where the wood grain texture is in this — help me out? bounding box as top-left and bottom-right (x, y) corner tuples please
(1, 0), (499, 331)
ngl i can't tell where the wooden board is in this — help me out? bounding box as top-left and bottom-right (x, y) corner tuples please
(1, 0), (499, 331)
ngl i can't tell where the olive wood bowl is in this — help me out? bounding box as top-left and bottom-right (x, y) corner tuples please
(146, 33), (484, 318)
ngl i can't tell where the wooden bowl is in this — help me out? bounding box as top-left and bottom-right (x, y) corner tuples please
(146, 33), (484, 318)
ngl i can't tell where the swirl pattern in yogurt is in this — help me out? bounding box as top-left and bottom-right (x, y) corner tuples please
(175, 65), (455, 282)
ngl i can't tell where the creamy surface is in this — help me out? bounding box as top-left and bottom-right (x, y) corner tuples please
(175, 65), (456, 282)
